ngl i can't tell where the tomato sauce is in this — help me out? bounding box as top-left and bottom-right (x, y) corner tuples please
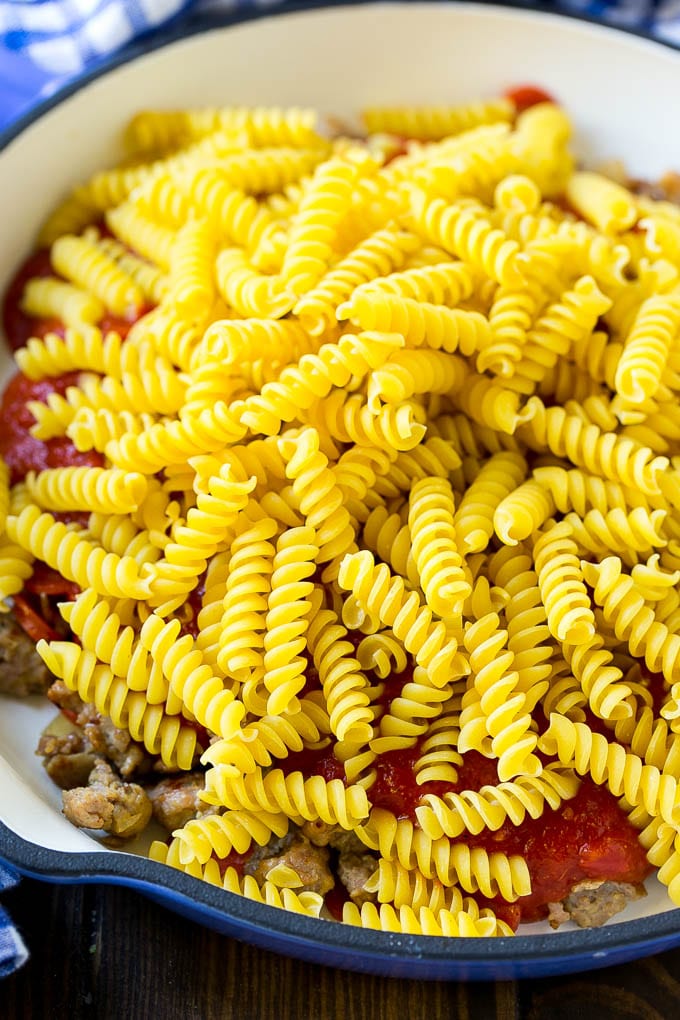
(367, 743), (452, 817)
(23, 563), (80, 599)
(99, 307), (153, 340)
(12, 593), (62, 643)
(504, 85), (556, 113)
(2, 249), (57, 352)
(324, 882), (351, 921)
(468, 777), (651, 923)
(0, 370), (103, 483)
(362, 742), (650, 926)
(212, 848), (253, 878)
(2, 246), (153, 354)
(280, 743), (347, 783)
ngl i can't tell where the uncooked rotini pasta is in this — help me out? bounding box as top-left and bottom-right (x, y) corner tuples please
(5, 88), (680, 945)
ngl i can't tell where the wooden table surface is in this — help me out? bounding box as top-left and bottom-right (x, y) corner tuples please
(2, 878), (680, 1019)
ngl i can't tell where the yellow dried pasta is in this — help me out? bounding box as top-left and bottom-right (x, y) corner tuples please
(6, 91), (680, 943)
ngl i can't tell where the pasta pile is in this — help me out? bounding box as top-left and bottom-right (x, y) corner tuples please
(5, 95), (680, 937)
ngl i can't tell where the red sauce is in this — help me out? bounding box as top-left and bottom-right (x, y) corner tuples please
(373, 663), (415, 715)
(280, 743), (346, 783)
(342, 628), (364, 652)
(213, 848), (253, 878)
(579, 707), (618, 740)
(367, 743), (499, 821)
(450, 749), (502, 791)
(466, 777), (651, 923)
(28, 318), (67, 341)
(362, 744), (649, 925)
(367, 743), (451, 818)
(0, 370), (103, 483)
(24, 562), (80, 598)
(12, 593), (62, 643)
(2, 249), (56, 351)
(298, 652), (322, 699)
(324, 882), (351, 922)
(504, 84), (556, 113)
(2, 246), (153, 353)
(99, 306), (152, 340)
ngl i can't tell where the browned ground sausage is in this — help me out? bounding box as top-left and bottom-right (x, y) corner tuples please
(62, 759), (152, 837)
(147, 773), (211, 831)
(0, 610), (53, 696)
(547, 879), (647, 929)
(246, 832), (335, 896)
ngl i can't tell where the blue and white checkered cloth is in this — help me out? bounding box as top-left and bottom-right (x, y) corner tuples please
(0, 0), (287, 129)
(2, 0), (680, 126)
(0, 862), (27, 978)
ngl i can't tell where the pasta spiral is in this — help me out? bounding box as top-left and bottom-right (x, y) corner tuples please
(540, 714), (680, 825)
(354, 260), (478, 307)
(294, 226), (419, 335)
(367, 348), (467, 413)
(262, 526), (318, 716)
(339, 291), (492, 356)
(582, 556), (680, 684)
(16, 326), (124, 381)
(281, 155), (365, 296)
(306, 590), (374, 744)
(139, 614), (245, 739)
(365, 859), (473, 913)
(240, 330), (404, 436)
(415, 765), (579, 839)
(207, 767), (370, 828)
(0, 536), (34, 604)
(279, 427), (355, 576)
(201, 706), (323, 777)
(356, 809), (531, 900)
(454, 451), (527, 554)
(21, 276), (104, 325)
(58, 588), (136, 677)
(533, 521), (595, 645)
(6, 505), (152, 599)
(564, 507), (668, 558)
(408, 476), (470, 618)
(519, 397), (669, 495)
(104, 402), (248, 473)
(409, 191), (524, 288)
(615, 294), (680, 403)
(337, 550), (461, 686)
(37, 640), (198, 768)
(216, 514), (277, 679)
(341, 901), (512, 937)
(461, 612), (541, 780)
(25, 466), (147, 515)
(361, 99), (514, 140)
(169, 809), (290, 865)
(51, 233), (143, 316)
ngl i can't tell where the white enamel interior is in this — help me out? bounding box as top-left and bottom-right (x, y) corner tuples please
(0, 0), (679, 931)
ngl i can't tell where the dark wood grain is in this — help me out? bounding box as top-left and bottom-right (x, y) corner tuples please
(2, 879), (680, 1020)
